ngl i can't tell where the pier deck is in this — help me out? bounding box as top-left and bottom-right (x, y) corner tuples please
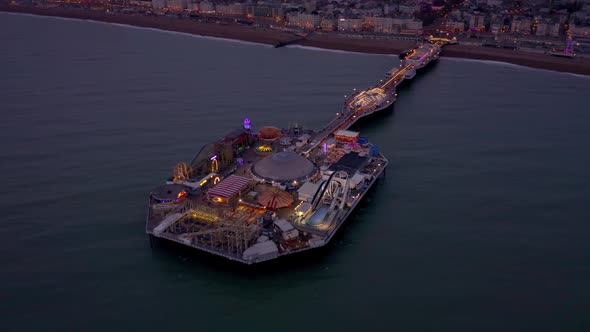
(146, 39), (449, 264)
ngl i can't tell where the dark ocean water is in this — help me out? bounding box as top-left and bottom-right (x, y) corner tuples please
(1, 13), (589, 332)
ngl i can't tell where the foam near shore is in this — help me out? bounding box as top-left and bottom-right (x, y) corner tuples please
(443, 57), (590, 79)
(286, 44), (399, 57)
(1, 11), (274, 48)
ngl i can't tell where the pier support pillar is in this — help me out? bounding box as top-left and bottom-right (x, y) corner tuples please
(149, 235), (155, 249)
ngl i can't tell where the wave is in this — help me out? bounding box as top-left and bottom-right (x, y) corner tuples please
(104, 22), (274, 47)
(285, 44), (397, 57)
(443, 57), (590, 79)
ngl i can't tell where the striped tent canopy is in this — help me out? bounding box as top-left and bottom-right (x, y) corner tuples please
(257, 189), (294, 209)
(208, 175), (251, 198)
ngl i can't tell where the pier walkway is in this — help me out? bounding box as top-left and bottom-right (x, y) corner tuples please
(300, 41), (446, 155)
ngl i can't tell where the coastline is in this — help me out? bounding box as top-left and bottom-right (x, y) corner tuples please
(2, 4), (590, 76)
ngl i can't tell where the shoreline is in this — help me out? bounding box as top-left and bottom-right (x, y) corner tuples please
(2, 4), (590, 76)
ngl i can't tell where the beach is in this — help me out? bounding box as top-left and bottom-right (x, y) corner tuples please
(2, 3), (590, 76)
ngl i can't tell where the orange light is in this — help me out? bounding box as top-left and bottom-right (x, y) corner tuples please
(257, 145), (273, 152)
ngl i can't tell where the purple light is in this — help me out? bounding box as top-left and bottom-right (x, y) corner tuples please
(210, 155), (218, 161)
(565, 37), (573, 54)
(243, 118), (251, 130)
(323, 142), (328, 153)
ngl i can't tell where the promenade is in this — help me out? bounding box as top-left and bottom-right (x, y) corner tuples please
(300, 40), (445, 156)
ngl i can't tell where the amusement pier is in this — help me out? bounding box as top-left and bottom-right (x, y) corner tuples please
(146, 37), (449, 264)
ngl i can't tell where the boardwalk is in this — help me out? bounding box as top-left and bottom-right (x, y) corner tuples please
(300, 41), (445, 155)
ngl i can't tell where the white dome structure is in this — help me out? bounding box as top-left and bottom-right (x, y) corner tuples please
(252, 151), (316, 182)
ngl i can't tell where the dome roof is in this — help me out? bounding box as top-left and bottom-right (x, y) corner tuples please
(257, 189), (294, 209)
(259, 126), (281, 140)
(253, 151), (315, 182)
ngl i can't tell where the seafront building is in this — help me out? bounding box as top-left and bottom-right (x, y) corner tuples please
(320, 17), (336, 32)
(535, 19), (560, 37)
(446, 20), (465, 32)
(337, 18), (363, 32)
(151, 0), (166, 10)
(247, 3), (283, 19)
(198, 1), (215, 13)
(511, 18), (533, 34)
(216, 3), (246, 16)
(167, 0), (188, 11)
(287, 13), (320, 30)
(368, 17), (422, 35)
(19, 0), (590, 55)
(466, 13), (486, 31)
(570, 24), (590, 38)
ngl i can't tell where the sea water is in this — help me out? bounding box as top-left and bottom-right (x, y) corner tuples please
(1, 13), (589, 332)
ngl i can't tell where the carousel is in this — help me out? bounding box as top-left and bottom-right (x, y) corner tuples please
(257, 189), (294, 210)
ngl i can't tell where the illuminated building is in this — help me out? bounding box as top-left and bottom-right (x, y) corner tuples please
(246, 4), (283, 18)
(338, 18), (363, 32)
(287, 13), (320, 30)
(207, 175), (253, 206)
(334, 130), (360, 143)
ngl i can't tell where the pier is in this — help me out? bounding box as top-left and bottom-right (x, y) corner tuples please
(146, 39), (450, 264)
(300, 42), (443, 156)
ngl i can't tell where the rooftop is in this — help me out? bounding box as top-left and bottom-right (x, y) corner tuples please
(329, 151), (368, 174)
(208, 175), (252, 198)
(252, 151), (316, 182)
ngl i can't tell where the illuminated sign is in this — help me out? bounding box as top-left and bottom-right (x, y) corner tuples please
(256, 145), (273, 152)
